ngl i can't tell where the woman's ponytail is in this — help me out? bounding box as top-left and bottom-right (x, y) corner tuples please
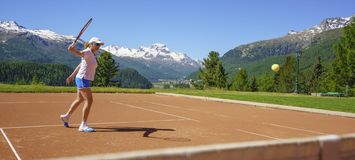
(84, 42), (91, 49)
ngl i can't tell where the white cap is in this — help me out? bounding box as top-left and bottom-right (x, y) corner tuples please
(88, 37), (104, 45)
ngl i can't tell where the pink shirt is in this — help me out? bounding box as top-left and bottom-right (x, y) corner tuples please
(76, 48), (98, 81)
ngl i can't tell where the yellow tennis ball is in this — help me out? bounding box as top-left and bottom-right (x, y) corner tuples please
(271, 64), (280, 72)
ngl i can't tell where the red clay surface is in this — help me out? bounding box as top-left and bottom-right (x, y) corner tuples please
(1, 93), (355, 159)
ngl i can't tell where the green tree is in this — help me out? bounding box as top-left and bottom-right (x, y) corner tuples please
(215, 61), (227, 88)
(31, 74), (40, 85)
(198, 51), (227, 88)
(278, 56), (296, 93)
(95, 51), (119, 87)
(250, 77), (258, 92)
(310, 56), (324, 93)
(258, 73), (275, 92)
(332, 20), (355, 95)
(231, 68), (249, 91)
(319, 71), (335, 92)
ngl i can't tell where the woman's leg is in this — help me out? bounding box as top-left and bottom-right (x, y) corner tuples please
(78, 88), (95, 132)
(66, 90), (84, 115)
(80, 88), (93, 123)
(61, 90), (84, 127)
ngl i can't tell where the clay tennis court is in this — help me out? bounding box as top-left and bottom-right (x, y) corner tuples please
(1, 93), (355, 159)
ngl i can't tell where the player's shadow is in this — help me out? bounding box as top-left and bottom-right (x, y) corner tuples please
(93, 126), (175, 137)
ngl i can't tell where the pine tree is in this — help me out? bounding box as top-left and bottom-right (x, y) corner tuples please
(31, 74), (40, 85)
(95, 51), (119, 87)
(231, 68), (249, 91)
(198, 51), (227, 88)
(310, 56), (324, 93)
(332, 43), (348, 91)
(250, 77), (258, 92)
(215, 61), (227, 88)
(258, 73), (274, 92)
(273, 72), (280, 92)
(332, 20), (355, 95)
(278, 56), (296, 93)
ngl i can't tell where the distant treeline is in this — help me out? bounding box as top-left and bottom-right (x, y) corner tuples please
(0, 60), (153, 89)
(0, 61), (72, 86)
(114, 68), (153, 89)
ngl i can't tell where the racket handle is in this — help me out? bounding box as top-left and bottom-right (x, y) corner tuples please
(72, 38), (79, 46)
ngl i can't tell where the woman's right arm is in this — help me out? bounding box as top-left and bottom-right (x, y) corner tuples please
(68, 44), (84, 57)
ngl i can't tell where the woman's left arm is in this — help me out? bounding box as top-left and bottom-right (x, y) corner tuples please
(66, 63), (81, 84)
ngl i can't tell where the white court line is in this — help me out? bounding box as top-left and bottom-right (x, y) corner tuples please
(147, 101), (198, 111)
(1, 119), (187, 130)
(235, 129), (281, 140)
(147, 101), (231, 118)
(111, 101), (200, 122)
(262, 122), (326, 135)
(0, 128), (21, 160)
(0, 101), (69, 104)
(147, 101), (323, 135)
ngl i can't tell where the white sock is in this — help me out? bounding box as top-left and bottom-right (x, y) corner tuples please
(80, 122), (87, 127)
(61, 113), (70, 118)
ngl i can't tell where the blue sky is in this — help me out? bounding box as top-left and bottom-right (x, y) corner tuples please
(0, 0), (354, 60)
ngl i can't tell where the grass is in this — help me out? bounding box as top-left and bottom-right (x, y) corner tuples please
(0, 84), (155, 94)
(1, 84), (354, 113)
(160, 89), (355, 113)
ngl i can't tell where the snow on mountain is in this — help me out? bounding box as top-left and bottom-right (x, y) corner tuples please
(27, 29), (74, 41)
(0, 20), (200, 81)
(287, 15), (353, 37)
(278, 15), (354, 47)
(103, 43), (200, 67)
(287, 30), (298, 35)
(223, 14), (354, 65)
(0, 20), (75, 42)
(0, 21), (25, 31)
(102, 43), (201, 80)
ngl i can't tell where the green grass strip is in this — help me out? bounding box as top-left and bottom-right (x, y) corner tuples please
(160, 89), (355, 113)
(0, 84), (154, 94)
(1, 84), (354, 113)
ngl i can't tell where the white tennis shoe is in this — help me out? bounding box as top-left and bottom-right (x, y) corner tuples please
(60, 115), (70, 128)
(78, 125), (95, 132)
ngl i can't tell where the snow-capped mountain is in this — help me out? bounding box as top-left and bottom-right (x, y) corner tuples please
(102, 43), (201, 81)
(103, 43), (200, 67)
(0, 20), (200, 81)
(286, 15), (353, 40)
(0, 20), (82, 68)
(230, 15), (354, 58)
(0, 21), (75, 42)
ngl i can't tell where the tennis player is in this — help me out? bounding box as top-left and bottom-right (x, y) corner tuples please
(60, 37), (104, 132)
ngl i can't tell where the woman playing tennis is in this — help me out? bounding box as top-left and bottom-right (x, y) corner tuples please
(60, 37), (104, 132)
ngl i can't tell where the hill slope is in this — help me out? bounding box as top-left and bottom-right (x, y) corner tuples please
(222, 16), (352, 79)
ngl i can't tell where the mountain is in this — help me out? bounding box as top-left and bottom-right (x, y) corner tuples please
(0, 21), (82, 67)
(114, 68), (153, 89)
(0, 21), (75, 41)
(0, 21), (200, 81)
(221, 15), (354, 79)
(103, 43), (201, 81)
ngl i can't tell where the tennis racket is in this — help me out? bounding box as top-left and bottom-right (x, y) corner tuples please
(73, 18), (93, 45)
